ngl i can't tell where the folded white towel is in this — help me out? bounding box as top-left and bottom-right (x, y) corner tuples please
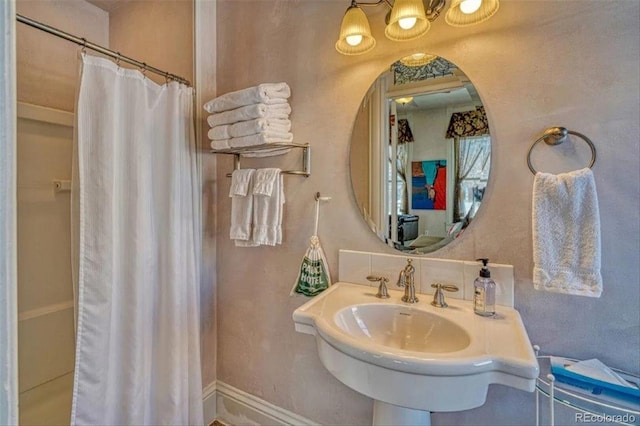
(207, 103), (291, 128)
(229, 169), (255, 241)
(229, 118), (291, 138)
(208, 125), (231, 141)
(532, 168), (602, 297)
(211, 139), (231, 149)
(210, 139), (230, 150)
(203, 83), (291, 113)
(241, 148), (291, 158)
(229, 132), (293, 149)
(207, 119), (291, 141)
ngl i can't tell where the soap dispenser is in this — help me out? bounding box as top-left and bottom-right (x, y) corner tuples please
(474, 258), (496, 317)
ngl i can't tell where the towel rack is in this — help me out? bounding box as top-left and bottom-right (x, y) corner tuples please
(527, 127), (596, 175)
(210, 142), (311, 177)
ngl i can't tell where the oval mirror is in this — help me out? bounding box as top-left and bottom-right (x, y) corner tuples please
(350, 54), (491, 254)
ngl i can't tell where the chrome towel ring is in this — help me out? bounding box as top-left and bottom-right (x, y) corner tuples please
(527, 127), (597, 175)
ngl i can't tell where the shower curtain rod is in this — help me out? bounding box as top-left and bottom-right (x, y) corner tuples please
(16, 14), (191, 86)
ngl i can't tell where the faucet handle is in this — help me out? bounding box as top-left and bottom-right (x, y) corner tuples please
(367, 275), (390, 299)
(430, 283), (459, 308)
(431, 283), (459, 292)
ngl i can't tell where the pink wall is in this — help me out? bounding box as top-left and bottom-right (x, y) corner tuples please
(213, 1), (639, 425)
(109, 0), (193, 86)
(17, 0), (109, 111)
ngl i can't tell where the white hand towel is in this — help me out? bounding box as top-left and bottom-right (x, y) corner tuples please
(229, 169), (255, 241)
(208, 125), (231, 141)
(253, 167), (280, 196)
(252, 169), (284, 246)
(242, 147), (291, 158)
(228, 118), (292, 138)
(207, 103), (291, 128)
(235, 168), (284, 247)
(208, 120), (291, 141)
(532, 168), (602, 297)
(210, 139), (230, 150)
(229, 132), (294, 149)
(229, 168), (254, 197)
(203, 83), (291, 113)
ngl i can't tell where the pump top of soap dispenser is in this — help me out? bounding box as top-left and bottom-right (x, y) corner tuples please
(476, 258), (491, 278)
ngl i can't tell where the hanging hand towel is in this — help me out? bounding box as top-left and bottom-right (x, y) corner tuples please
(253, 168), (281, 196)
(207, 103), (291, 127)
(203, 83), (291, 113)
(229, 131), (294, 149)
(230, 169), (255, 241)
(532, 168), (602, 297)
(291, 196), (332, 296)
(250, 168), (284, 246)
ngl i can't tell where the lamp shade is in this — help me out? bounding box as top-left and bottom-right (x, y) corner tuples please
(445, 0), (499, 27)
(335, 4), (376, 55)
(385, 0), (430, 42)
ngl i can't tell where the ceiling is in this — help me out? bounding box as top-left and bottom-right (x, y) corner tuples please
(397, 85), (479, 112)
(85, 0), (130, 13)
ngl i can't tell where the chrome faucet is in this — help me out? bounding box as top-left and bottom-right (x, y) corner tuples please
(397, 259), (418, 303)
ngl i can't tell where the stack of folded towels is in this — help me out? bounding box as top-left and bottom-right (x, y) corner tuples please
(229, 168), (284, 247)
(205, 82), (293, 157)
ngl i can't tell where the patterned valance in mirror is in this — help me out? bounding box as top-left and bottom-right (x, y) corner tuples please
(446, 106), (490, 138)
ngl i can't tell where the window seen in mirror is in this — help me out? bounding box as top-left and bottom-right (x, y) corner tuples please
(455, 135), (490, 222)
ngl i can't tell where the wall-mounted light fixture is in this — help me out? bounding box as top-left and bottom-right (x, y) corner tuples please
(394, 96), (414, 105)
(400, 52), (437, 66)
(335, 0), (499, 55)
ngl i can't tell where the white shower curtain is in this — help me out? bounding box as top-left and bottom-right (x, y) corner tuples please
(70, 54), (203, 425)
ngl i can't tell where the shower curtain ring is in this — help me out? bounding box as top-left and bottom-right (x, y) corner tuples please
(141, 63), (147, 78)
(80, 38), (87, 54)
(115, 52), (122, 67)
(165, 72), (170, 84)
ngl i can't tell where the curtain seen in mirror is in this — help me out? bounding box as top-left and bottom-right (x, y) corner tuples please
(390, 118), (414, 214)
(453, 135), (490, 222)
(446, 106), (490, 223)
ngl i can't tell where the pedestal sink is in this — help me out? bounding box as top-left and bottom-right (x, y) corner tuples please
(293, 282), (539, 426)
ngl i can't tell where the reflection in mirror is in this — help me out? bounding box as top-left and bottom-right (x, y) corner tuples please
(350, 54), (491, 254)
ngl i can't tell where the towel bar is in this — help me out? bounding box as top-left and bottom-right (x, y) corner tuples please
(210, 142), (311, 177)
(527, 127), (596, 175)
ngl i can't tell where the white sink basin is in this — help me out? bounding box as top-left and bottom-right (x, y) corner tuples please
(293, 282), (539, 422)
(335, 304), (471, 353)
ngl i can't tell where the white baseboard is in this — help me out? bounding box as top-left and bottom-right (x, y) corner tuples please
(203, 380), (318, 426)
(203, 381), (217, 425)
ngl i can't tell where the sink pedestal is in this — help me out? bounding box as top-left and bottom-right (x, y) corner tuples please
(373, 401), (431, 426)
